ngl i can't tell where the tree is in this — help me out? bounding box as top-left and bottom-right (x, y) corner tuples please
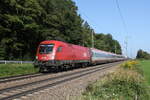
(136, 49), (150, 59)
(0, 0), (123, 60)
(94, 33), (122, 54)
(0, 0), (43, 60)
(0, 44), (5, 60)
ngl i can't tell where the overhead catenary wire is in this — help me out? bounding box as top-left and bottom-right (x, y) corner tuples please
(77, 9), (104, 32)
(115, 0), (128, 34)
(77, 1), (129, 55)
(77, 9), (105, 48)
(115, 0), (129, 56)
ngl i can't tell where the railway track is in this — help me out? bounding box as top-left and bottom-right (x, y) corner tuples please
(0, 73), (44, 83)
(0, 62), (122, 100)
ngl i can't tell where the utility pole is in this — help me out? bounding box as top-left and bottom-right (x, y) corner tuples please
(125, 37), (128, 57)
(91, 29), (94, 48)
(130, 47), (132, 59)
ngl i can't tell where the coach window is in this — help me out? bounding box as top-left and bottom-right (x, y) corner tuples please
(57, 46), (62, 52)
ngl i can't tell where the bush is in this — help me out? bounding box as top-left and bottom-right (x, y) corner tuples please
(121, 60), (143, 75)
(121, 60), (138, 69)
(82, 68), (150, 100)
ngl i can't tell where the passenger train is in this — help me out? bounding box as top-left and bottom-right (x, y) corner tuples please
(34, 40), (126, 72)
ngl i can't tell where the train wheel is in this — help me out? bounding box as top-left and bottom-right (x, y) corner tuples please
(39, 67), (44, 73)
(39, 66), (48, 73)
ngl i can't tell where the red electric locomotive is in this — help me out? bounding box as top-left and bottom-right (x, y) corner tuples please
(34, 40), (91, 72)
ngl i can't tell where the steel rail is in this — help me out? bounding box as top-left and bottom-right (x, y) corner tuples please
(0, 73), (44, 83)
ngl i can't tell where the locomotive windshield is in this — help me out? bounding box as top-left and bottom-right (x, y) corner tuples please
(39, 44), (54, 54)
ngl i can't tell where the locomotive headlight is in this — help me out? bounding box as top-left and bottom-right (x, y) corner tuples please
(51, 53), (55, 60)
(51, 54), (54, 60)
(36, 56), (38, 59)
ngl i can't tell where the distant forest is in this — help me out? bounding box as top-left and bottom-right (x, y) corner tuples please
(0, 0), (122, 60)
(136, 49), (150, 60)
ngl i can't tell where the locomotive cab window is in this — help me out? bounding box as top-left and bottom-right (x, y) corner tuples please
(57, 46), (62, 52)
(39, 44), (54, 54)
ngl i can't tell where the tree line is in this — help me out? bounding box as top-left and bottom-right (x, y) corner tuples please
(136, 49), (150, 60)
(0, 0), (122, 60)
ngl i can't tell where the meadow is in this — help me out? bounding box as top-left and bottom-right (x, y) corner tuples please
(0, 64), (39, 78)
(139, 60), (150, 85)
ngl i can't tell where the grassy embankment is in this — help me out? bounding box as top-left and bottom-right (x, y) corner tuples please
(138, 60), (150, 85)
(0, 64), (39, 78)
(80, 60), (150, 100)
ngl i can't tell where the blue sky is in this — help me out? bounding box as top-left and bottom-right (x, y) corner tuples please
(73, 0), (150, 58)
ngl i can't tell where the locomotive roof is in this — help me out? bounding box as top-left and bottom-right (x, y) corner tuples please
(40, 40), (65, 44)
(40, 40), (89, 48)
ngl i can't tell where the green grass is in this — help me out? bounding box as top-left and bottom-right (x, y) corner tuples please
(80, 61), (150, 100)
(139, 60), (150, 85)
(0, 64), (39, 78)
